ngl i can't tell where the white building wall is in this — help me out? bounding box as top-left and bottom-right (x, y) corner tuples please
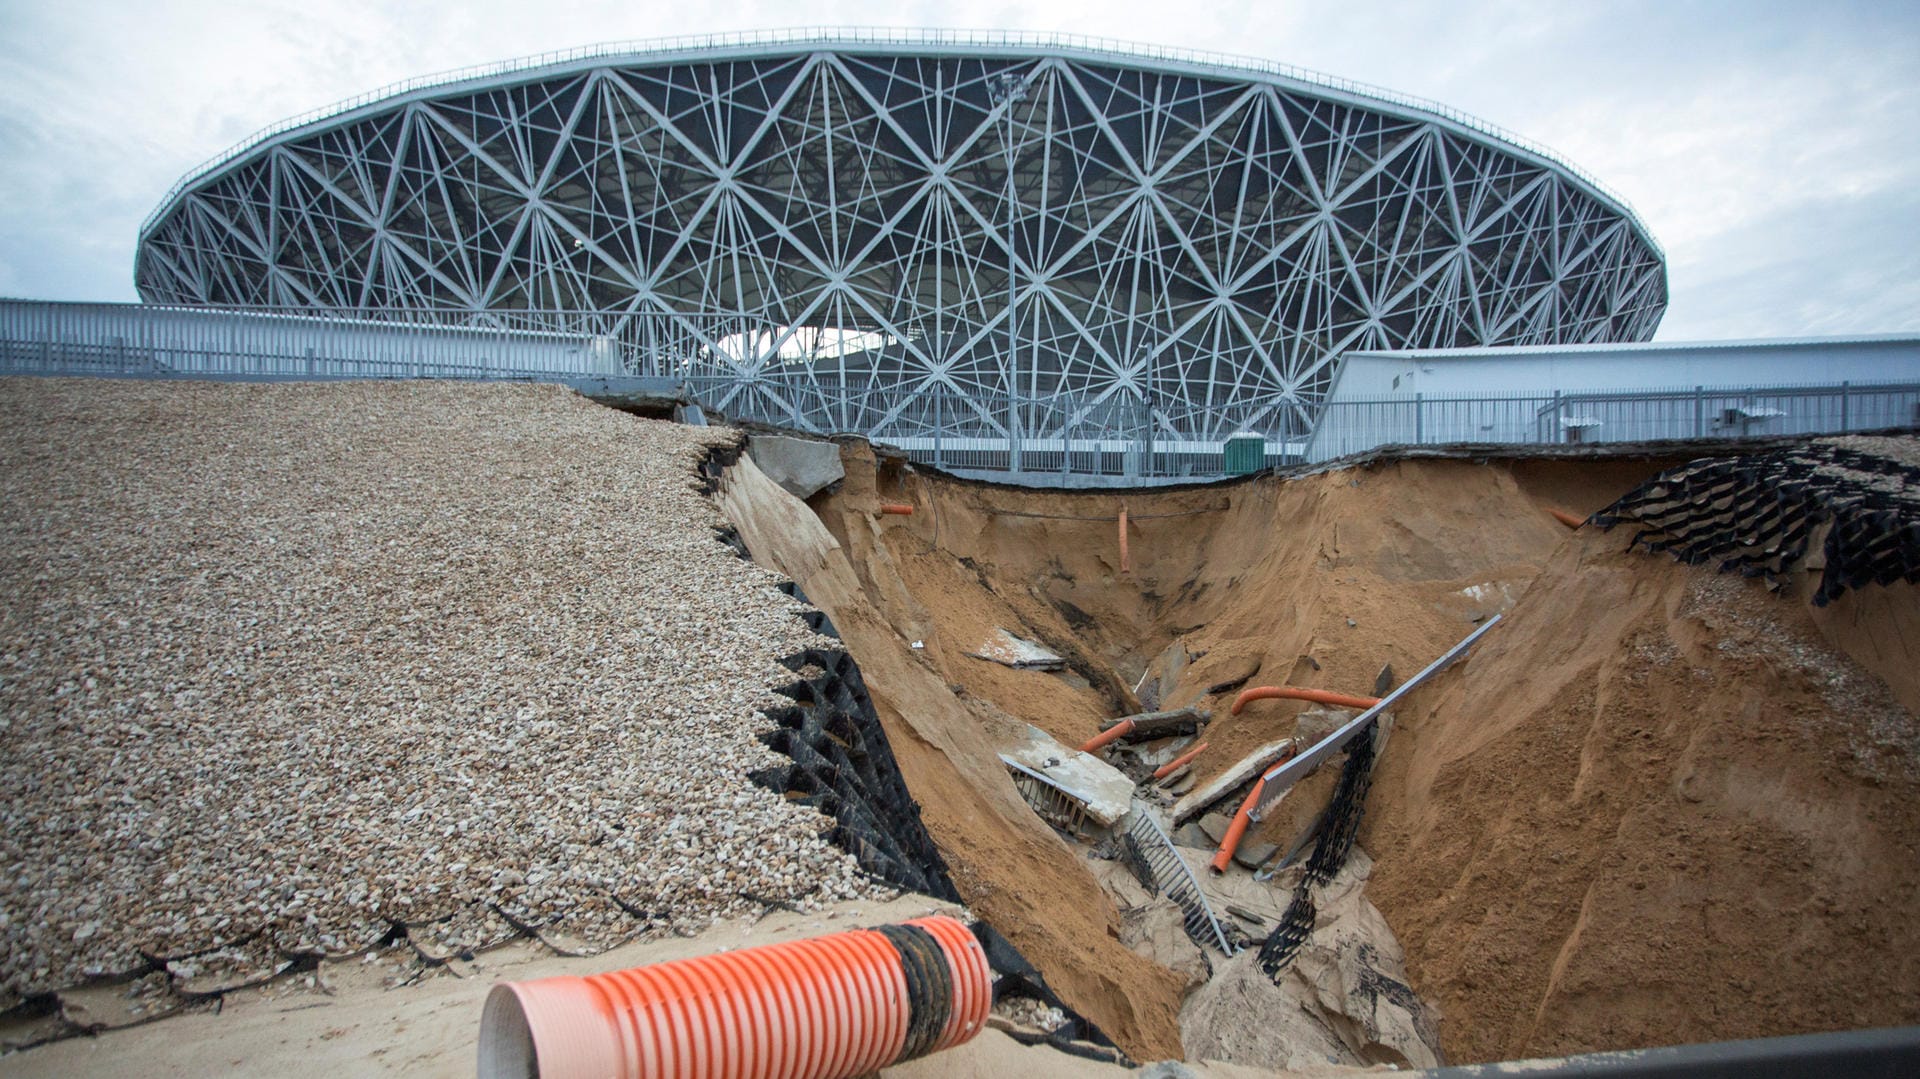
(1307, 336), (1920, 461)
(1331, 336), (1919, 398)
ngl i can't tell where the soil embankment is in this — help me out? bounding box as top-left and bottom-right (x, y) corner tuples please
(1364, 503), (1920, 1062)
(795, 440), (1919, 1063)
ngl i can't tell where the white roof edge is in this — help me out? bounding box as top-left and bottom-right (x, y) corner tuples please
(135, 26), (1659, 257)
(1346, 333), (1920, 360)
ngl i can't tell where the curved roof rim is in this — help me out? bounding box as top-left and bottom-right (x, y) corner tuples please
(134, 27), (1661, 260)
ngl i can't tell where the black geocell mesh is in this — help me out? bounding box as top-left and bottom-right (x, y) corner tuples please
(1256, 723), (1376, 979)
(1591, 444), (1920, 605)
(751, 633), (961, 903)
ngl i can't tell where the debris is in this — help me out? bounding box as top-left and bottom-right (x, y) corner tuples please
(1197, 813), (1233, 846)
(1151, 742), (1210, 781)
(1372, 664), (1396, 697)
(1252, 618), (1500, 823)
(746, 434), (844, 499)
(1173, 823), (1213, 850)
(1233, 842), (1280, 872)
(1172, 739), (1295, 825)
(1135, 640), (1190, 709)
(1096, 705), (1209, 739)
(1225, 905), (1268, 928)
(1208, 779), (1269, 875)
(1001, 727), (1135, 827)
(966, 628), (1067, 671)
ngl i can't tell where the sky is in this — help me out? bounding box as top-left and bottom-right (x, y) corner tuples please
(1, 0), (1916, 342)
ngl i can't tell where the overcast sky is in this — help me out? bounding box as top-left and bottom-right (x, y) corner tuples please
(2, 0), (1916, 341)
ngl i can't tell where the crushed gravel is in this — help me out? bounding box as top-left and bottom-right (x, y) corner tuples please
(0, 378), (880, 1007)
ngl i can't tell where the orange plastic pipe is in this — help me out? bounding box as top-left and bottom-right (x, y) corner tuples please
(1077, 717), (1135, 753)
(1547, 507), (1585, 529)
(1152, 741), (1210, 780)
(1209, 776), (1268, 874)
(1230, 686), (1382, 715)
(478, 914), (990, 1079)
(1118, 505), (1131, 574)
(879, 503), (914, 516)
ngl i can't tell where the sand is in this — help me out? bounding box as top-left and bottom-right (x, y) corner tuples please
(806, 442), (1918, 1063)
(1361, 528), (1920, 1061)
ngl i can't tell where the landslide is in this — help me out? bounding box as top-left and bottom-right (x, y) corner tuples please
(1362, 525), (1920, 1063)
(802, 446), (1689, 1055)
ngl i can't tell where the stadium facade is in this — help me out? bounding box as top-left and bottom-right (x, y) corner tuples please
(134, 30), (1667, 458)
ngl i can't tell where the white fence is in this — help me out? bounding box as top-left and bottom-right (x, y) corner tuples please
(4, 300), (1913, 481)
(0, 300), (623, 382)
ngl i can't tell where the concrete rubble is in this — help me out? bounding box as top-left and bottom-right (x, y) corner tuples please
(746, 433), (844, 500)
(967, 627), (1068, 670)
(1002, 725), (1136, 827)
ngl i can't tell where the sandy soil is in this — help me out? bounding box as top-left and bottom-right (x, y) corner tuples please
(1362, 529), (1920, 1062)
(805, 443), (1917, 1063)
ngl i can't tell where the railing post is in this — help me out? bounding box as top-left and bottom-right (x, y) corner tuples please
(1009, 392), (1022, 474)
(1839, 381), (1849, 432)
(1694, 385), (1704, 438)
(1139, 395), (1149, 476)
(1414, 393), (1424, 444)
(933, 388), (944, 468)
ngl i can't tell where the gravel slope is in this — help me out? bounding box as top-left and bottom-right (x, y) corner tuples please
(0, 378), (876, 1006)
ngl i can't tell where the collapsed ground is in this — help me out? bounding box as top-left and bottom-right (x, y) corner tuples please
(771, 434), (1919, 1065)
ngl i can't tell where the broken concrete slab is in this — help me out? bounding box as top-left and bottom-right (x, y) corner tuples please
(1097, 705), (1209, 739)
(747, 434), (845, 499)
(1135, 639), (1193, 711)
(1233, 841), (1280, 871)
(966, 627), (1067, 671)
(1293, 706), (1351, 748)
(1172, 738), (1294, 825)
(1001, 725), (1135, 827)
(1172, 822), (1214, 850)
(1197, 812), (1233, 847)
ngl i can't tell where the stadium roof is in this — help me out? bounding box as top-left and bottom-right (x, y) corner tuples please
(137, 27), (1659, 257)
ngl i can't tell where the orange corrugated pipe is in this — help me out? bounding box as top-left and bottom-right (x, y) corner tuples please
(1230, 685), (1381, 715)
(879, 503), (915, 515)
(1118, 504), (1131, 574)
(1152, 741), (1209, 780)
(1209, 775), (1268, 874)
(1077, 717), (1135, 753)
(1547, 507), (1585, 529)
(477, 914), (990, 1079)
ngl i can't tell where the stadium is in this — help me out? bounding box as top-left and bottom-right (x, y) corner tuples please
(132, 30), (1668, 464)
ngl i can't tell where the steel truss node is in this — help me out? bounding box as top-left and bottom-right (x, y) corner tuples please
(136, 33), (1667, 447)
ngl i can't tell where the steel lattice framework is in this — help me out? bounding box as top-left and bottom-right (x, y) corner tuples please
(135, 31), (1667, 446)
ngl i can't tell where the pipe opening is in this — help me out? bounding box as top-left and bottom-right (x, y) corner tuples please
(477, 984), (538, 1079)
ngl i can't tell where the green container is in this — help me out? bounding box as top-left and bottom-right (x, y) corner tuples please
(1223, 434), (1265, 475)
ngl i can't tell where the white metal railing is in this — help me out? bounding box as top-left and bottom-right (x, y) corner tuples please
(136, 27), (1657, 254)
(8, 301), (1908, 481)
(0, 299), (627, 383)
